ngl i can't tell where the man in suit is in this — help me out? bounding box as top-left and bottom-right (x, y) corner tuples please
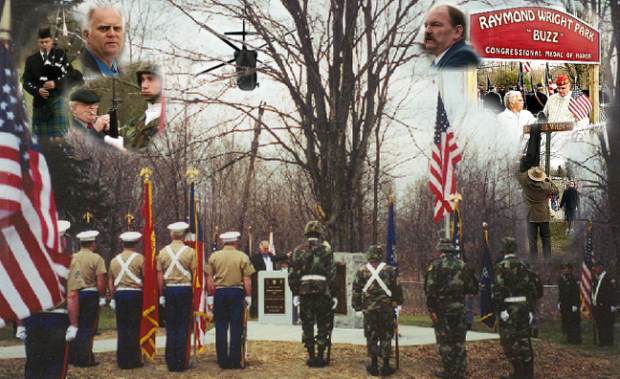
(22, 28), (75, 139)
(80, 5), (124, 78)
(591, 261), (617, 347)
(249, 240), (288, 317)
(423, 5), (481, 70)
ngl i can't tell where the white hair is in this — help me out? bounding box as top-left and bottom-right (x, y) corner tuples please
(81, 5), (124, 33)
(504, 90), (522, 109)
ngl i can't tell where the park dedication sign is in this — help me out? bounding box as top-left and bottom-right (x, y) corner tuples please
(470, 7), (600, 64)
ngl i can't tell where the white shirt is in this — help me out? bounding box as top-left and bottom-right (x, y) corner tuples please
(495, 109), (536, 160)
(144, 102), (162, 126)
(432, 48), (449, 66)
(262, 255), (274, 271)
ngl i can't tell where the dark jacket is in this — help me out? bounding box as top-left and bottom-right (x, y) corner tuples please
(22, 49), (68, 107)
(518, 171), (559, 223)
(560, 187), (580, 211)
(526, 91), (548, 115)
(436, 40), (481, 70)
(250, 252), (288, 272)
(593, 272), (616, 311)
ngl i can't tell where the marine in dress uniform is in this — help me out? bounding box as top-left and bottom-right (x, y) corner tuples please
(109, 231), (144, 369)
(558, 262), (581, 344)
(493, 237), (539, 379)
(424, 239), (478, 379)
(591, 261), (617, 347)
(352, 245), (403, 376)
(157, 222), (196, 372)
(288, 221), (337, 367)
(18, 220), (85, 379)
(205, 231), (255, 369)
(69, 230), (107, 367)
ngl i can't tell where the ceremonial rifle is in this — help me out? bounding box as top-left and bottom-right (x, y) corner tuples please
(108, 78), (120, 138)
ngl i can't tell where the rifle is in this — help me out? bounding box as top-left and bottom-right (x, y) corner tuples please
(108, 78), (120, 138)
(394, 309), (399, 369)
(240, 301), (249, 368)
(326, 308), (335, 365)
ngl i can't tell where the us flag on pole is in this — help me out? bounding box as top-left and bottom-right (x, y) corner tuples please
(0, 37), (67, 325)
(429, 93), (461, 224)
(580, 222), (594, 316)
(569, 87), (592, 121)
(521, 62), (531, 73)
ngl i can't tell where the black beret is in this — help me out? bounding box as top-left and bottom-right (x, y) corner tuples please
(38, 28), (52, 39)
(70, 89), (100, 104)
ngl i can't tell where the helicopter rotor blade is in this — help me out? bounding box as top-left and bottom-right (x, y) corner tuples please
(196, 58), (237, 76)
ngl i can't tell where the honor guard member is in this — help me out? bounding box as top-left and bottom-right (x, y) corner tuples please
(493, 237), (539, 379)
(69, 230), (107, 367)
(157, 222), (196, 372)
(19, 220), (85, 379)
(205, 231), (255, 369)
(591, 261), (617, 347)
(424, 238), (478, 379)
(352, 245), (403, 376)
(109, 231), (144, 368)
(557, 262), (581, 344)
(288, 220), (337, 367)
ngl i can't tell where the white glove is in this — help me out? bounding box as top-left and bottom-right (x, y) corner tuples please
(500, 310), (509, 322)
(355, 311), (363, 317)
(611, 306), (617, 313)
(571, 305), (578, 312)
(528, 312), (534, 325)
(159, 296), (165, 307)
(331, 297), (338, 310)
(109, 299), (116, 310)
(245, 296), (252, 308)
(0, 318), (5, 328)
(15, 326), (26, 341)
(65, 325), (78, 342)
(557, 303), (561, 311)
(99, 297), (107, 307)
(103, 135), (126, 151)
(207, 296), (214, 306)
(293, 295), (300, 307)
(395, 305), (402, 317)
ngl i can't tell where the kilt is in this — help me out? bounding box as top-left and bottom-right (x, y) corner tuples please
(32, 96), (67, 138)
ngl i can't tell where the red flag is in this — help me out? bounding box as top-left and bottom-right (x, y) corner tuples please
(139, 171), (158, 359)
(429, 93), (461, 223)
(0, 35), (68, 324)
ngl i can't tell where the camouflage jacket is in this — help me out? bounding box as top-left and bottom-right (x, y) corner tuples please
(493, 254), (539, 310)
(424, 254), (478, 315)
(352, 262), (403, 312)
(120, 114), (159, 151)
(288, 240), (336, 296)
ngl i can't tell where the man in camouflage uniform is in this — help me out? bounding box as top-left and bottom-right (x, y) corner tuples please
(524, 262), (544, 338)
(352, 245), (403, 376)
(557, 262), (581, 344)
(493, 237), (539, 379)
(288, 220), (337, 367)
(424, 238), (478, 379)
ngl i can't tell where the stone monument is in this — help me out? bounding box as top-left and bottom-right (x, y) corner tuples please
(333, 252), (365, 329)
(258, 270), (293, 324)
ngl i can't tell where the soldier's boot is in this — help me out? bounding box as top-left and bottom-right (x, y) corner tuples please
(305, 345), (317, 367)
(380, 357), (396, 376)
(521, 361), (534, 379)
(366, 355), (379, 376)
(314, 345), (327, 367)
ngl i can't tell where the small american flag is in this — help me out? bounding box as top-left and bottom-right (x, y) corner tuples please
(522, 62), (531, 73)
(429, 93), (461, 224)
(569, 88), (592, 121)
(0, 38), (67, 324)
(580, 223), (594, 316)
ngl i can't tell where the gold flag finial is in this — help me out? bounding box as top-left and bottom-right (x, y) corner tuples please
(126, 213), (134, 229)
(186, 167), (199, 183)
(83, 211), (93, 224)
(313, 203), (326, 221)
(140, 167), (152, 182)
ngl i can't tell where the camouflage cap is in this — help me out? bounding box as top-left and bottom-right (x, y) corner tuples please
(366, 245), (384, 261)
(304, 220), (324, 238)
(500, 236), (517, 254)
(136, 64), (160, 86)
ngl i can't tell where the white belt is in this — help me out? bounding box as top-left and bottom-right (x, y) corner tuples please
(116, 287), (142, 291)
(80, 287), (98, 292)
(45, 308), (68, 314)
(504, 296), (527, 303)
(301, 275), (326, 281)
(167, 283), (191, 287)
(216, 286), (243, 289)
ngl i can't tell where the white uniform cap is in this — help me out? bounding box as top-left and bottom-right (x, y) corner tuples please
(58, 220), (71, 235)
(76, 230), (99, 242)
(220, 231), (240, 243)
(120, 231), (142, 242)
(167, 221), (189, 232)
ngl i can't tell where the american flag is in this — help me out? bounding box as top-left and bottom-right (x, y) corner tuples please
(0, 38), (67, 324)
(580, 222), (594, 316)
(429, 93), (461, 224)
(569, 87), (592, 121)
(522, 62), (531, 73)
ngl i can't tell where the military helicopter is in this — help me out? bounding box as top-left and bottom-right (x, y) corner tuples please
(197, 20), (264, 91)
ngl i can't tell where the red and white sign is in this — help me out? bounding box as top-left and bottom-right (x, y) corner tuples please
(470, 7), (600, 64)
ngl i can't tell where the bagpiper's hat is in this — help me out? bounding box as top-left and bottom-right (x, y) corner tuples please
(38, 27), (52, 39)
(527, 166), (546, 182)
(120, 231), (142, 242)
(556, 74), (570, 86)
(167, 221), (189, 232)
(70, 89), (100, 105)
(76, 230), (99, 242)
(58, 220), (71, 236)
(220, 231), (241, 244)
